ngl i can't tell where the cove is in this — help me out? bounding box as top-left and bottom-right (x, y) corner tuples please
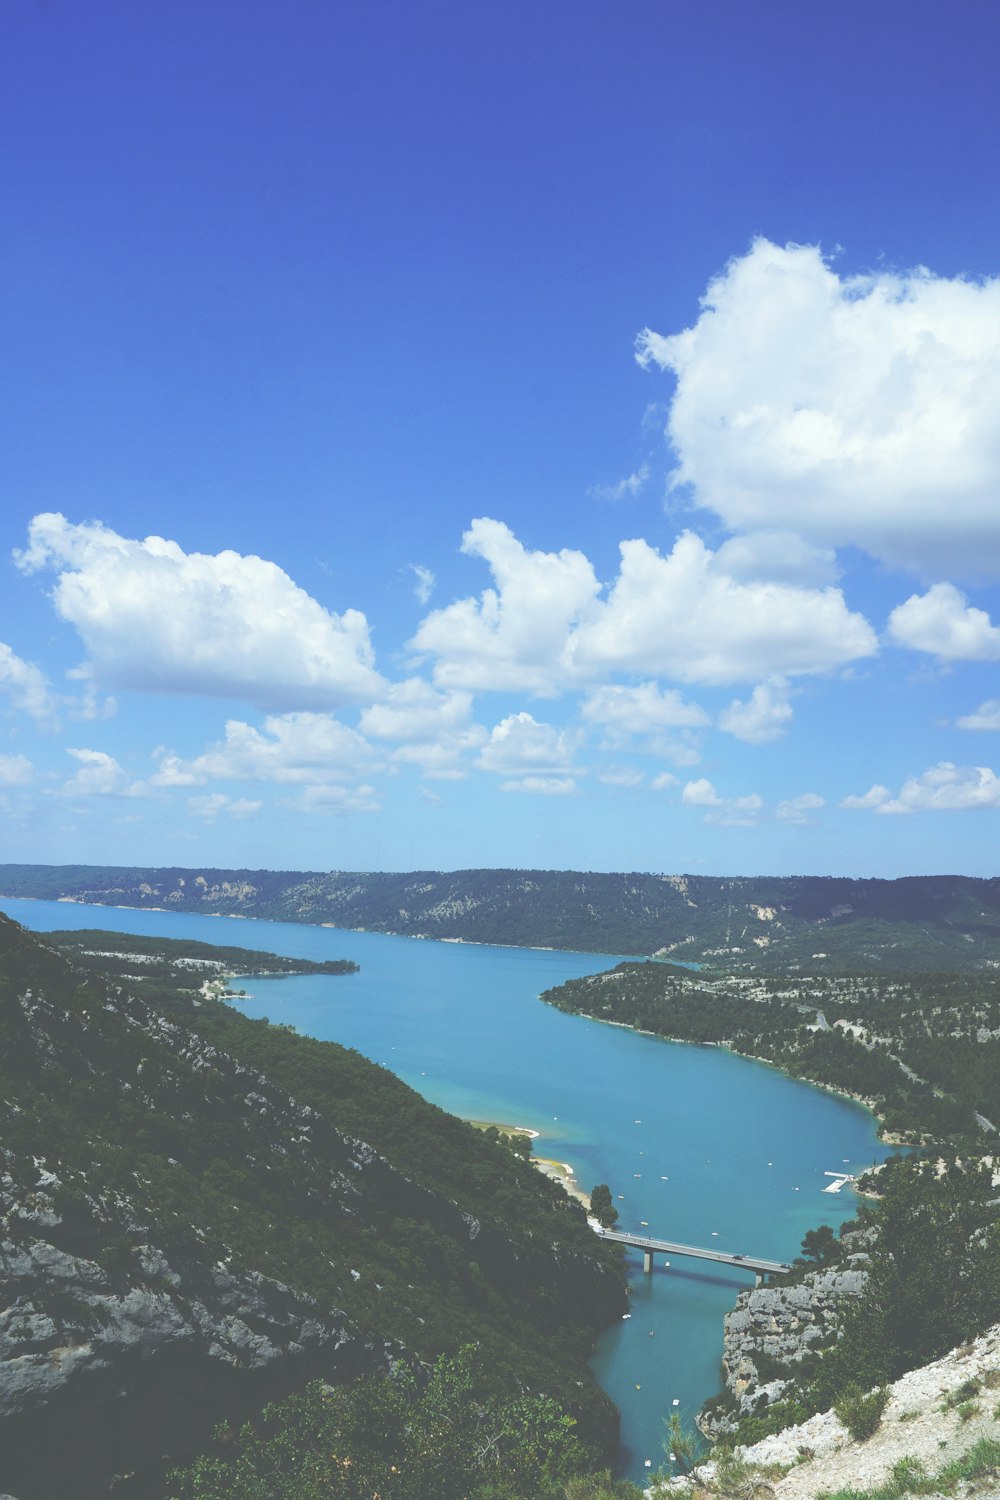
(1, 898), (897, 1482)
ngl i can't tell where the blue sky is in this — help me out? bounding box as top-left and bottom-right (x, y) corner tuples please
(3, 0), (1000, 877)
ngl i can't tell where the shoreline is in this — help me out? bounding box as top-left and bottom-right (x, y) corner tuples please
(2, 893), (916, 1146)
(0, 893), (623, 961)
(582, 1013), (911, 1148)
(464, 1117), (591, 1210)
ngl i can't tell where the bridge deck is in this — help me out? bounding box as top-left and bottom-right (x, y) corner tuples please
(598, 1229), (790, 1275)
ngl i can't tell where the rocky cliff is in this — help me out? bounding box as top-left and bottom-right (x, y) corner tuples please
(675, 1322), (1000, 1500)
(699, 1237), (872, 1439)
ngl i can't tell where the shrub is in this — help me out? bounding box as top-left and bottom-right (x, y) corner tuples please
(834, 1384), (889, 1442)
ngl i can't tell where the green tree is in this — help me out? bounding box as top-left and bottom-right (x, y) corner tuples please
(589, 1184), (618, 1229)
(800, 1224), (839, 1265)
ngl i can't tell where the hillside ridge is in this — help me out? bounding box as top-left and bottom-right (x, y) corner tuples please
(6, 864), (1000, 971)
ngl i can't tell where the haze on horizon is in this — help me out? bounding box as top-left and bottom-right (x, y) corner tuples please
(2, 1), (1000, 880)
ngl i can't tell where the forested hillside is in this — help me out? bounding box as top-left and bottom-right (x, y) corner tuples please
(543, 963), (1000, 1143)
(7, 863), (1000, 971)
(0, 915), (625, 1498)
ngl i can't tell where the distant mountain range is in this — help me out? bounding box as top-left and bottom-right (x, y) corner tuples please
(4, 863), (1000, 971)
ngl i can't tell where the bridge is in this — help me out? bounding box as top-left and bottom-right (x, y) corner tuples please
(597, 1229), (791, 1284)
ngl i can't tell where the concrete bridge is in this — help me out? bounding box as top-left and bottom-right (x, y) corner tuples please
(597, 1228), (791, 1284)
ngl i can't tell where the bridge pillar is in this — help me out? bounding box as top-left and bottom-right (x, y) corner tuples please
(643, 1249), (654, 1275)
(754, 1272), (764, 1288)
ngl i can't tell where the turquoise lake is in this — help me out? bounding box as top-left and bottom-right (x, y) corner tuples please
(1, 898), (896, 1482)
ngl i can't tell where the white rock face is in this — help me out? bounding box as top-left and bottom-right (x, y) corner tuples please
(661, 1322), (1000, 1499)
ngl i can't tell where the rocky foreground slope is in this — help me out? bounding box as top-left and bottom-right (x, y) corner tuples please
(671, 1322), (1000, 1499)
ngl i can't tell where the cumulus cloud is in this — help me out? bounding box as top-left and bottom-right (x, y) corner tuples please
(650, 771), (678, 790)
(0, 753), (33, 786)
(843, 763), (1000, 814)
(958, 700), (1000, 731)
(776, 792), (825, 824)
(360, 680), (474, 741)
(63, 748), (146, 798)
(887, 583), (1000, 660)
(152, 712), (378, 787)
(718, 678), (794, 743)
(582, 682), (709, 738)
(413, 520), (875, 693)
(681, 777), (763, 826)
(360, 681), (486, 780)
(477, 712), (581, 777)
(411, 518), (600, 694)
(577, 533), (874, 684)
(16, 513), (384, 710)
(0, 642), (56, 722)
(841, 784), (892, 810)
(637, 238), (1000, 576)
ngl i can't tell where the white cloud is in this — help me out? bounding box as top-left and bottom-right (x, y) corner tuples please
(776, 792), (825, 824)
(499, 776), (576, 795)
(576, 533), (874, 684)
(153, 712), (378, 787)
(637, 238), (1000, 576)
(360, 680), (474, 741)
(477, 712), (581, 777)
(718, 678), (794, 743)
(0, 642), (55, 722)
(413, 520), (875, 693)
(291, 782), (380, 814)
(360, 681), (486, 780)
(582, 682), (709, 738)
(16, 513), (384, 709)
(841, 784), (892, 810)
(589, 464), (650, 502)
(188, 793), (231, 819)
(650, 771), (678, 791)
(712, 531), (839, 587)
(63, 748), (146, 798)
(409, 564), (436, 605)
(187, 793), (263, 820)
(844, 763), (1000, 814)
(390, 733), (487, 780)
(681, 777), (763, 826)
(682, 778), (722, 807)
(598, 766), (643, 787)
(227, 797), (263, 818)
(411, 518), (600, 694)
(958, 700), (1000, 731)
(887, 583), (1000, 660)
(0, 753), (33, 786)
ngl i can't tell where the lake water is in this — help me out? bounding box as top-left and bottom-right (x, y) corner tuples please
(1, 898), (895, 1482)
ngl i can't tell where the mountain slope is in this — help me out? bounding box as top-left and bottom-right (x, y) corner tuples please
(0, 915), (625, 1498)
